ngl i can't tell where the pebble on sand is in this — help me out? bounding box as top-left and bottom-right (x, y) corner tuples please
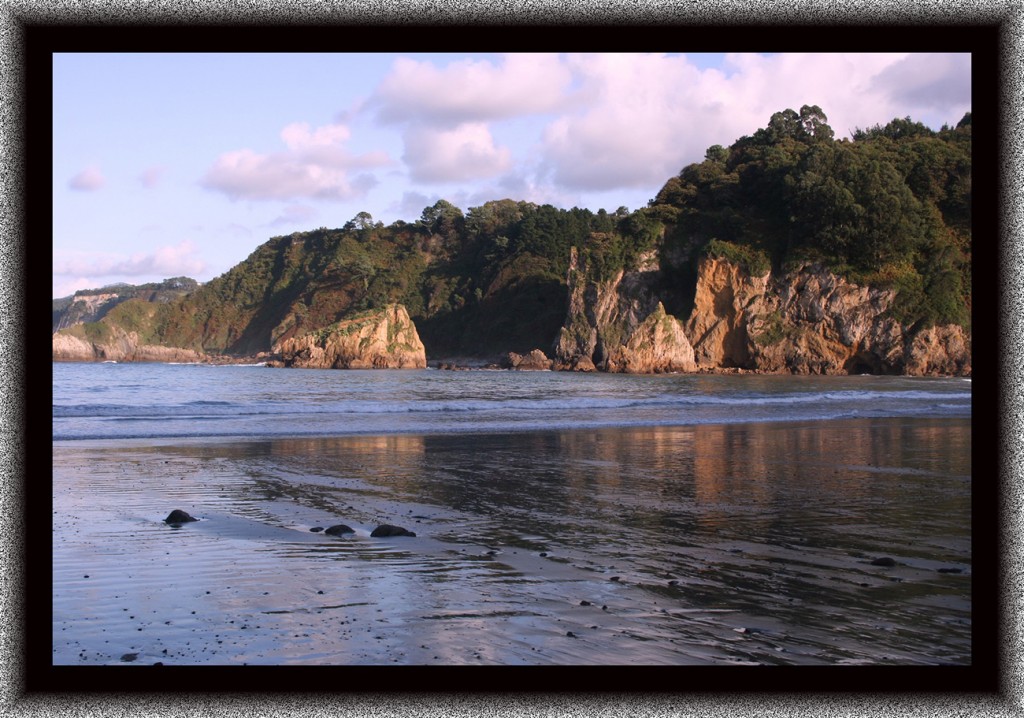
(164, 509), (198, 525)
(324, 524), (355, 536)
(370, 524), (416, 537)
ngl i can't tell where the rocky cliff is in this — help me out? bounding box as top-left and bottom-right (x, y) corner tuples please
(52, 328), (210, 364)
(552, 247), (696, 373)
(52, 292), (122, 333)
(273, 304), (426, 369)
(52, 278), (199, 334)
(691, 256), (971, 376)
(553, 251), (970, 376)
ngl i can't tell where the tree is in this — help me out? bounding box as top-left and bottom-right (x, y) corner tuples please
(705, 144), (729, 164)
(419, 199), (463, 233)
(343, 211), (376, 232)
(798, 104), (834, 141)
(765, 108), (801, 143)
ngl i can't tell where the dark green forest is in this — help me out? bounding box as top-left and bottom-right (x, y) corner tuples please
(649, 105), (971, 328)
(57, 106), (972, 358)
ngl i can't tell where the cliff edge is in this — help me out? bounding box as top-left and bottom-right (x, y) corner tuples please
(553, 250), (969, 376)
(273, 304), (427, 369)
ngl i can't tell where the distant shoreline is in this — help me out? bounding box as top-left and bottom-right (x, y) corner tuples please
(50, 355), (972, 378)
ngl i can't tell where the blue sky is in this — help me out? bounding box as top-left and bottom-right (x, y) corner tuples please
(52, 52), (972, 298)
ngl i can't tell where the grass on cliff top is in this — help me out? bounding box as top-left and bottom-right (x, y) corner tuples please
(704, 239), (771, 278)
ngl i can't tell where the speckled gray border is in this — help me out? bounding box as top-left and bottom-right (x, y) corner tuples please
(2, 1), (1020, 716)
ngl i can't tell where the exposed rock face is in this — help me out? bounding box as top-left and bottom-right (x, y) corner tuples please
(501, 349), (553, 370)
(52, 329), (208, 363)
(686, 256), (770, 369)
(52, 292), (122, 333)
(274, 304), (427, 370)
(552, 250), (970, 376)
(903, 324), (972, 376)
(691, 257), (971, 376)
(553, 247), (696, 373)
(619, 302), (697, 373)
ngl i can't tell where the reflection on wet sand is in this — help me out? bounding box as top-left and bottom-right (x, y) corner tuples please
(53, 418), (970, 665)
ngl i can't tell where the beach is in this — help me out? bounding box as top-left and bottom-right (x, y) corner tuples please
(52, 417), (971, 666)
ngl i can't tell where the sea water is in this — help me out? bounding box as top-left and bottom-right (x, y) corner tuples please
(51, 363), (973, 666)
(52, 362), (971, 442)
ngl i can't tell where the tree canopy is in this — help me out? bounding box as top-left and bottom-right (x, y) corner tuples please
(649, 107), (971, 327)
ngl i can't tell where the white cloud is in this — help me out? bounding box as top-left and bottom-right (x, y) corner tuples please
(68, 166), (105, 191)
(536, 52), (971, 192)
(53, 240), (206, 279)
(280, 121), (352, 150)
(868, 53), (972, 116)
(200, 121), (391, 201)
(540, 53), (732, 190)
(403, 123), (512, 183)
(363, 51), (972, 204)
(53, 276), (98, 299)
(372, 54), (574, 126)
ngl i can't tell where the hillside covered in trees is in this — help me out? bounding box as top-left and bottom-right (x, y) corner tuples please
(53, 106), (972, 371)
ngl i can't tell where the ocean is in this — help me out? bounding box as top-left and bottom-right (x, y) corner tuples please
(51, 362), (973, 667)
(52, 361), (972, 442)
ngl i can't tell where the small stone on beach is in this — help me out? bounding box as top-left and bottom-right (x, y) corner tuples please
(870, 557), (897, 567)
(370, 524), (416, 537)
(324, 524), (355, 536)
(164, 509), (197, 525)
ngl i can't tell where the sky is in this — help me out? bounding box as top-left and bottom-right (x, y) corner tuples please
(52, 51), (972, 299)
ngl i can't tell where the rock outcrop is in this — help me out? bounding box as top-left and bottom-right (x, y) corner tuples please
(686, 256), (770, 369)
(551, 250), (970, 376)
(552, 247), (696, 374)
(688, 257), (971, 376)
(52, 292), (122, 333)
(52, 329), (209, 363)
(501, 349), (553, 370)
(274, 304), (426, 370)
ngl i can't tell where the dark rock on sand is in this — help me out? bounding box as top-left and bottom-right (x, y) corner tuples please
(370, 524), (416, 537)
(870, 557), (897, 567)
(937, 567), (963, 574)
(324, 524), (355, 536)
(309, 527), (324, 533)
(164, 509), (197, 525)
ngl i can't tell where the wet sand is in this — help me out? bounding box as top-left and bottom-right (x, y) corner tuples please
(52, 418), (972, 666)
